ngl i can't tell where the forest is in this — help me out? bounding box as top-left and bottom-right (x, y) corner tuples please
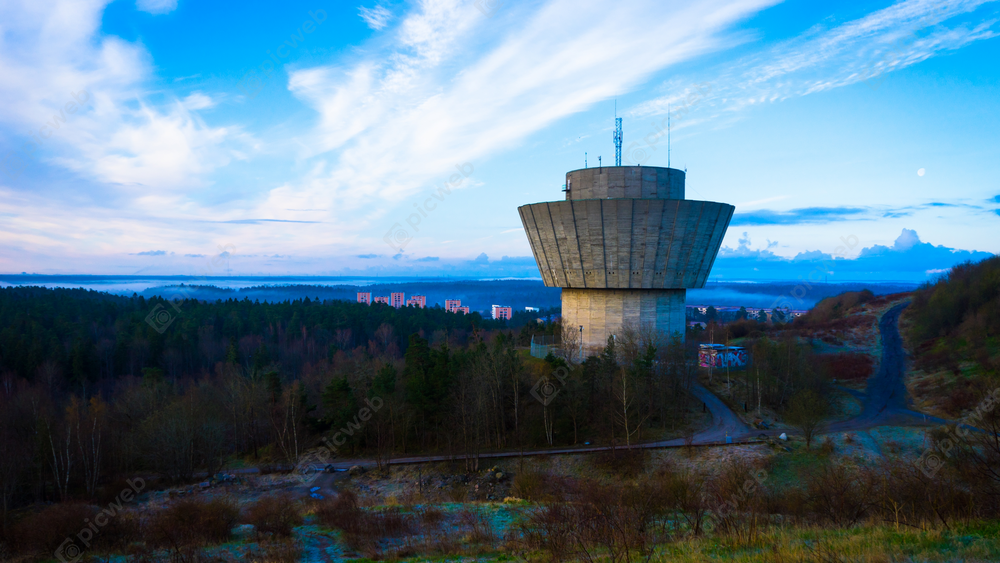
(907, 255), (1000, 376)
(0, 284), (832, 525)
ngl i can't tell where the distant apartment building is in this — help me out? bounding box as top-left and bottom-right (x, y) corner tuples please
(455, 306), (470, 314)
(357, 292), (371, 304)
(445, 299), (461, 312)
(390, 292), (405, 308)
(491, 304), (513, 320)
(406, 295), (427, 308)
(373, 296), (390, 304)
(525, 306), (539, 312)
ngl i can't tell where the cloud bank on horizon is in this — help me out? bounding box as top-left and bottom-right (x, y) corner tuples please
(0, 0), (997, 278)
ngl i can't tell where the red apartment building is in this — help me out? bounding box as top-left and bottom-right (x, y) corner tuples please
(390, 292), (405, 308)
(406, 295), (427, 308)
(455, 306), (469, 314)
(445, 299), (461, 312)
(373, 296), (390, 304)
(491, 305), (513, 320)
(357, 292), (371, 304)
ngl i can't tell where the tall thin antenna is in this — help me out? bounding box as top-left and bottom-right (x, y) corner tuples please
(667, 104), (671, 169)
(585, 152), (588, 168)
(613, 101), (623, 167)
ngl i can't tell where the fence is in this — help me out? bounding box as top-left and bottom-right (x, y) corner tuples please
(530, 335), (561, 359)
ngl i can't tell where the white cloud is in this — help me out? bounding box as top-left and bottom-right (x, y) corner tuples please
(136, 0), (177, 15)
(0, 0), (243, 192)
(358, 5), (393, 30)
(272, 0), (778, 240)
(631, 0), (1000, 120)
(181, 92), (215, 110)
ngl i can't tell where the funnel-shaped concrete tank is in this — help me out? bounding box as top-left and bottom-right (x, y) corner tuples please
(518, 166), (734, 351)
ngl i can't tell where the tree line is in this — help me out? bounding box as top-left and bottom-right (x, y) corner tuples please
(0, 286), (703, 525)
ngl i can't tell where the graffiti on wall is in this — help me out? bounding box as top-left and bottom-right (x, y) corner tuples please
(698, 346), (748, 370)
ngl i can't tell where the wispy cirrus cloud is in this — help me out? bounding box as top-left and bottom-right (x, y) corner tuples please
(358, 5), (393, 30)
(267, 0), (779, 230)
(631, 0), (999, 120)
(216, 219), (321, 225)
(135, 0), (177, 15)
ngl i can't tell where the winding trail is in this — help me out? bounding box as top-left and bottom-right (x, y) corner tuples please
(822, 302), (952, 433)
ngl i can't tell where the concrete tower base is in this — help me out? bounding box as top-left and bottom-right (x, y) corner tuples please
(561, 288), (686, 351)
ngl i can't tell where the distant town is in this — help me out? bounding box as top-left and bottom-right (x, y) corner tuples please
(353, 291), (807, 326)
(357, 291), (517, 320)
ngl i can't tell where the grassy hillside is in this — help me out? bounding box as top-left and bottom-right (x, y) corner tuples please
(905, 256), (1000, 415)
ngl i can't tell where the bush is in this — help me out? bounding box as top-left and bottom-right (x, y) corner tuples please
(11, 503), (98, 554)
(314, 491), (415, 556)
(519, 503), (575, 560)
(147, 497), (239, 548)
(459, 507), (497, 547)
(511, 470), (575, 502)
(591, 448), (648, 478)
(8, 501), (143, 558)
(314, 490), (360, 530)
(418, 505), (445, 527)
(246, 539), (301, 563)
(820, 353), (874, 381)
(243, 494), (303, 537)
(805, 463), (875, 527)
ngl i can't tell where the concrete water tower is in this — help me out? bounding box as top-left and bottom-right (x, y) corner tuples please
(518, 165), (734, 351)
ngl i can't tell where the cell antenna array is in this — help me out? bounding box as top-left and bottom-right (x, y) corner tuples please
(613, 117), (622, 166)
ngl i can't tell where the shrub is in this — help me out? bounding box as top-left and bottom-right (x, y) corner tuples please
(519, 503), (575, 560)
(591, 448), (648, 478)
(246, 539), (301, 563)
(818, 437), (836, 456)
(147, 497), (239, 548)
(511, 470), (575, 502)
(243, 494), (303, 537)
(820, 353), (874, 381)
(314, 491), (415, 555)
(11, 503), (98, 554)
(459, 507), (497, 547)
(314, 491), (360, 530)
(706, 459), (768, 544)
(8, 501), (142, 558)
(418, 505), (445, 527)
(806, 463), (875, 527)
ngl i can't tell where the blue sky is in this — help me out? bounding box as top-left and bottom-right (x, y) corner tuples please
(0, 0), (997, 280)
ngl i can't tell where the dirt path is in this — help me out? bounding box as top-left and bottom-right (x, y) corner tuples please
(821, 301), (949, 434)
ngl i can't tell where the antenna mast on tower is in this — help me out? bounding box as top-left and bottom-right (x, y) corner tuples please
(613, 101), (623, 166)
(667, 104), (671, 168)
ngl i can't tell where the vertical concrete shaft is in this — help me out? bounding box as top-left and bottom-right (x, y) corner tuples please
(561, 288), (686, 349)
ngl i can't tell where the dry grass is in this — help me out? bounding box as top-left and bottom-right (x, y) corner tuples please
(653, 523), (1000, 562)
